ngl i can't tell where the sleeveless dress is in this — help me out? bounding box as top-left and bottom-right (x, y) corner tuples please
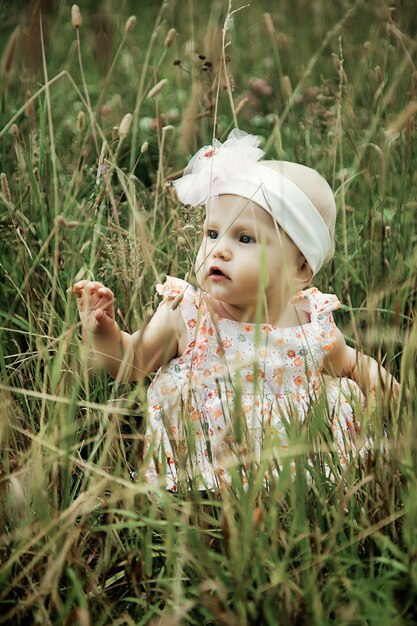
(143, 276), (364, 491)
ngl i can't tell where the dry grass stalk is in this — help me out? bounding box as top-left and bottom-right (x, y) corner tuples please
(178, 80), (203, 155)
(63, 608), (91, 626)
(164, 28), (177, 47)
(147, 79), (168, 99)
(24, 90), (34, 117)
(374, 65), (383, 83)
(235, 96), (249, 116)
(385, 100), (417, 139)
(91, 9), (114, 74)
(331, 52), (341, 71)
(171, 293), (184, 310)
(1, 27), (20, 76)
(1, 173), (12, 202)
(71, 4), (82, 29)
(7, 475), (26, 518)
(54, 215), (80, 229)
(252, 506), (264, 528)
(118, 113), (132, 139)
(331, 52), (347, 83)
(220, 508), (231, 550)
(125, 15), (137, 34)
(203, 25), (222, 69)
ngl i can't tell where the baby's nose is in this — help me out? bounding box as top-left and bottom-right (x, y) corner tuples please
(213, 244), (232, 261)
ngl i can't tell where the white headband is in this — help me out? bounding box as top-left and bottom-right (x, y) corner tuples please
(173, 129), (332, 274)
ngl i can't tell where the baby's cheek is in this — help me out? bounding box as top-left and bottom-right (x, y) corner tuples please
(194, 247), (206, 285)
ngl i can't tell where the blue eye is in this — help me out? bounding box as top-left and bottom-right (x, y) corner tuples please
(207, 230), (218, 239)
(240, 234), (255, 244)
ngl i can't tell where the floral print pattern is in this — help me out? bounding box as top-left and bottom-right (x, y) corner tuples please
(144, 277), (363, 491)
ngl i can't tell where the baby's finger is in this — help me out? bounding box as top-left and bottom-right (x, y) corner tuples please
(68, 286), (85, 298)
(97, 286), (114, 299)
(85, 281), (104, 295)
(94, 308), (115, 331)
(82, 283), (107, 305)
(95, 295), (115, 313)
(68, 280), (91, 296)
(74, 280), (90, 289)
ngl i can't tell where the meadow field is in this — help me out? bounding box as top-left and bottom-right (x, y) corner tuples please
(0, 0), (417, 623)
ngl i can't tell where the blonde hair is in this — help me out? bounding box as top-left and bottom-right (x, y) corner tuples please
(261, 160), (336, 263)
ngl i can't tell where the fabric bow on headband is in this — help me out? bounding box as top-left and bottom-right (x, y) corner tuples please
(173, 129), (264, 206)
(173, 129), (332, 275)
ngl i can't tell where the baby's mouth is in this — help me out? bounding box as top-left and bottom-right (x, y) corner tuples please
(209, 266), (230, 279)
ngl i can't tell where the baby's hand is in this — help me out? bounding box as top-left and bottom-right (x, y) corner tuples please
(70, 280), (116, 335)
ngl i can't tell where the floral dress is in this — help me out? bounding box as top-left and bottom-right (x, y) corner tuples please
(144, 277), (363, 491)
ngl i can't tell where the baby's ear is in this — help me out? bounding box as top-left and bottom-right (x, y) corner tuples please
(298, 257), (313, 285)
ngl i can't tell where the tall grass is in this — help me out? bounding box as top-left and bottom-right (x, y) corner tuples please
(0, 0), (416, 624)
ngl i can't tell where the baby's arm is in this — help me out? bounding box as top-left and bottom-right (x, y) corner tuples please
(324, 327), (400, 396)
(71, 280), (183, 381)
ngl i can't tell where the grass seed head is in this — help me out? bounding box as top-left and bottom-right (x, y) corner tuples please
(147, 79), (168, 99)
(1, 173), (12, 202)
(118, 113), (132, 139)
(164, 28), (177, 47)
(140, 141), (149, 154)
(282, 75), (293, 98)
(1, 26), (19, 76)
(71, 4), (82, 29)
(362, 41), (371, 61)
(77, 110), (85, 131)
(54, 215), (68, 228)
(263, 12), (275, 36)
(385, 101), (417, 139)
(125, 15), (136, 34)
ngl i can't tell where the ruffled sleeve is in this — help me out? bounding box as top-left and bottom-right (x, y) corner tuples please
(291, 287), (340, 354)
(156, 276), (188, 303)
(292, 287), (340, 318)
(156, 276), (203, 345)
(291, 287), (340, 316)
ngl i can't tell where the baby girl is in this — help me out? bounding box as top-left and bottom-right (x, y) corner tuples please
(71, 130), (399, 491)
